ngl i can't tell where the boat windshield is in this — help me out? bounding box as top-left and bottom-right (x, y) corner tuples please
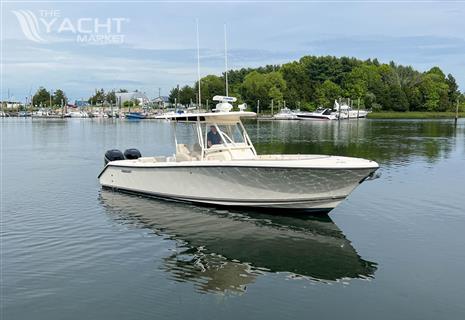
(173, 118), (256, 161)
(174, 122), (203, 160)
(204, 122), (245, 148)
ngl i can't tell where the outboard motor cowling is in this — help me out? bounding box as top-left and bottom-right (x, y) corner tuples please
(104, 149), (124, 165)
(124, 148), (142, 160)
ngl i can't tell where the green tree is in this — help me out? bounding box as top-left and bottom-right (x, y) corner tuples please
(32, 87), (51, 107)
(268, 86), (283, 104)
(280, 61), (309, 106)
(166, 55), (461, 114)
(169, 86), (179, 104)
(123, 99), (140, 108)
(418, 75), (449, 111)
(315, 80), (342, 107)
(445, 74), (460, 107)
(89, 89), (106, 105)
(404, 86), (422, 111)
(194, 75), (224, 104)
(386, 85), (409, 111)
(241, 71), (270, 108)
(52, 89), (67, 107)
(106, 91), (117, 104)
(241, 71), (286, 110)
(179, 85), (195, 105)
(168, 85), (195, 106)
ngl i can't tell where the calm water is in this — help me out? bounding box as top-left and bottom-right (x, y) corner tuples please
(2, 118), (465, 319)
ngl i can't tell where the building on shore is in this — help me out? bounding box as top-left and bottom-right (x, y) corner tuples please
(1, 101), (22, 109)
(152, 96), (171, 109)
(115, 92), (150, 107)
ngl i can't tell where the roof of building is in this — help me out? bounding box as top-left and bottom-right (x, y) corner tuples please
(152, 96), (170, 103)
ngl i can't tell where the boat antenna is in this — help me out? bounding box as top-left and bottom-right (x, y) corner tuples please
(196, 19), (201, 110)
(224, 24), (229, 97)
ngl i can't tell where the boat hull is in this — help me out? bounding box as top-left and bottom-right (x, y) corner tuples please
(99, 160), (377, 212)
(295, 113), (336, 121)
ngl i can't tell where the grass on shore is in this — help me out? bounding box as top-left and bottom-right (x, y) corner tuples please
(367, 112), (465, 119)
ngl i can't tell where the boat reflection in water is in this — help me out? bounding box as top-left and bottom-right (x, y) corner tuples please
(100, 190), (377, 294)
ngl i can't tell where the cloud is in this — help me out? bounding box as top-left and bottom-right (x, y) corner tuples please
(2, 1), (465, 101)
(2, 37), (308, 100)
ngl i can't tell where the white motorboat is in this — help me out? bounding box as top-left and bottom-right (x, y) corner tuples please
(66, 111), (88, 118)
(98, 96), (378, 213)
(273, 107), (298, 120)
(333, 101), (369, 119)
(154, 110), (179, 119)
(295, 108), (337, 121)
(32, 109), (50, 117)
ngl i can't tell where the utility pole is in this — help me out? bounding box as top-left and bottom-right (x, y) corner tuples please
(257, 100), (260, 115)
(176, 84), (180, 109)
(271, 99), (274, 116)
(455, 99), (459, 126)
(224, 24), (229, 97)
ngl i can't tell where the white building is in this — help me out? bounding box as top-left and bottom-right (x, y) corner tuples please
(1, 101), (22, 109)
(115, 92), (150, 107)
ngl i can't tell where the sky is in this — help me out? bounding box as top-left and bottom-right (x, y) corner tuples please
(1, 0), (465, 102)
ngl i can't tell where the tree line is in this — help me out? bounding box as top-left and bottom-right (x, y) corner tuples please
(31, 88), (68, 108)
(31, 88), (128, 108)
(169, 55), (464, 112)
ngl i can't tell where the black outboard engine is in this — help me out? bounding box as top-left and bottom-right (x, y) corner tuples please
(104, 149), (124, 165)
(124, 148), (142, 160)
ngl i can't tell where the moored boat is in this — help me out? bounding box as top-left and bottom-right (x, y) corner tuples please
(273, 107), (298, 120)
(125, 112), (147, 119)
(295, 108), (337, 120)
(333, 100), (369, 119)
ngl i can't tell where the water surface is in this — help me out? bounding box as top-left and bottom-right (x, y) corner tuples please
(3, 118), (465, 319)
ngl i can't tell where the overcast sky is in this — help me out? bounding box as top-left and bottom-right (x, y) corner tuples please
(2, 0), (465, 102)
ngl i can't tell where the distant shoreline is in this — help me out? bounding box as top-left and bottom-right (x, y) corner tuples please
(367, 112), (464, 119)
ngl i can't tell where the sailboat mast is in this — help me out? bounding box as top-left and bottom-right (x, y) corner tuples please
(196, 19), (201, 110)
(224, 24), (229, 97)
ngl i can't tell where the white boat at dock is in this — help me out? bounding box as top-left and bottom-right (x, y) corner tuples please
(273, 107), (298, 120)
(66, 111), (88, 118)
(333, 100), (369, 119)
(295, 108), (337, 121)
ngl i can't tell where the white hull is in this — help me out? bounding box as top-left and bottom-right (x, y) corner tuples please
(273, 115), (298, 120)
(273, 108), (298, 120)
(295, 110), (337, 121)
(99, 155), (377, 211)
(67, 111), (88, 118)
(336, 110), (369, 119)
